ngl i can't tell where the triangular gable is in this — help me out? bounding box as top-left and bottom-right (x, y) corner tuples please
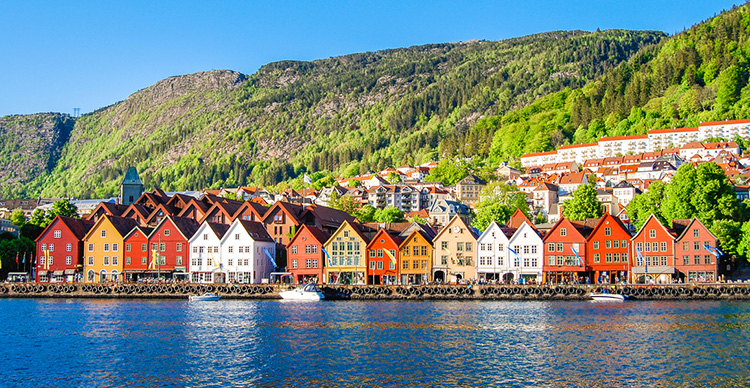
(506, 208), (533, 229)
(177, 198), (210, 220)
(35, 215), (93, 243)
(261, 201), (305, 225)
(508, 221), (542, 244)
(588, 213), (630, 241)
(433, 215), (479, 242)
(631, 214), (673, 241)
(674, 218), (718, 242)
(325, 220), (370, 246)
(398, 229), (434, 250)
(477, 221), (510, 243)
(366, 228), (404, 250)
(145, 203), (179, 226)
(288, 224), (331, 247)
(152, 215), (201, 241)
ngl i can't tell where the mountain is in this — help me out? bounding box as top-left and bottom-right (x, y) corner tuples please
(462, 3), (750, 164)
(2, 29), (664, 199)
(0, 113), (74, 196)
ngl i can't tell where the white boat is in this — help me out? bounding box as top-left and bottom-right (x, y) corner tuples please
(590, 292), (625, 301)
(189, 292), (221, 301)
(279, 283), (325, 301)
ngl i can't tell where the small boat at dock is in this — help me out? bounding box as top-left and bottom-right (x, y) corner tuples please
(589, 292), (625, 301)
(189, 292), (221, 301)
(279, 283), (325, 301)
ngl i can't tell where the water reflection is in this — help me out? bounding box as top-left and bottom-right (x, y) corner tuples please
(2, 299), (750, 387)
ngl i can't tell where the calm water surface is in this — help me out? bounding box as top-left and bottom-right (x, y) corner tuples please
(2, 298), (750, 387)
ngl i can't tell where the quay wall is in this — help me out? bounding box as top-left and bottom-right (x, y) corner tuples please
(2, 283), (750, 301)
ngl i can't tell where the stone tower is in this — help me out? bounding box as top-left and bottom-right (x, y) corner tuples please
(120, 167), (144, 205)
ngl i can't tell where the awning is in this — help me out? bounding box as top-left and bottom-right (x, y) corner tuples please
(173, 267), (187, 272)
(38, 270), (48, 276)
(64, 269), (76, 275)
(53, 270), (64, 276)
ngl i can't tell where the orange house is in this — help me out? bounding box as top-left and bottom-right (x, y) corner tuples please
(83, 215), (139, 283)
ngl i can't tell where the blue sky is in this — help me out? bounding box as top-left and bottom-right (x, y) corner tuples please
(0, 1), (741, 117)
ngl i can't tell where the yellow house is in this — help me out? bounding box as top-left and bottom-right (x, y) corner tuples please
(324, 220), (369, 285)
(398, 229), (433, 285)
(432, 215), (479, 284)
(83, 215), (139, 283)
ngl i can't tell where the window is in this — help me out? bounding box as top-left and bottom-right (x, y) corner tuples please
(112, 257), (118, 265)
(621, 240), (627, 248)
(49, 244), (55, 252)
(683, 242), (689, 251)
(88, 256), (94, 265)
(649, 230), (656, 238)
(176, 243), (183, 252)
(456, 243), (463, 251)
(694, 255), (700, 265)
(465, 243), (472, 252)
(312, 245), (318, 253)
(376, 261), (383, 269)
(693, 229), (699, 238)
(369, 260), (376, 269)
(103, 256), (110, 265)
(605, 240), (612, 249)
(661, 256), (667, 266)
(176, 256), (183, 265)
(548, 243), (555, 252)
(203, 233), (208, 240)
(164, 229), (170, 236)
(228, 246), (233, 253)
(604, 227), (611, 236)
(606, 253), (612, 263)
(291, 246), (298, 254)
(54, 230), (61, 238)
(593, 241), (599, 249)
(305, 245), (312, 254)
(548, 256), (555, 266)
(636, 242), (643, 252)
(441, 242), (448, 250)
(403, 261), (409, 270)
(556, 243), (563, 252)
(66, 256), (72, 265)
(141, 244), (147, 252)
(594, 253), (600, 263)
(704, 255), (711, 264)
(126, 257), (131, 265)
(421, 246), (428, 256)
(441, 256), (448, 265)
(556, 256), (564, 266)
(694, 241), (700, 251)
(613, 240), (620, 249)
(112, 243), (118, 252)
(651, 242), (658, 252)
(101, 230), (107, 238)
(142, 257), (147, 265)
(103, 243), (110, 252)
(560, 228), (567, 237)
(235, 233), (240, 240)
(126, 244), (132, 252)
(660, 242), (667, 252)
(312, 259), (318, 268)
(305, 258), (311, 268)
(683, 255), (689, 265)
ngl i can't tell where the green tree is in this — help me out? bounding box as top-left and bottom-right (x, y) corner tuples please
(407, 214), (428, 224)
(9, 209), (25, 227)
(328, 192), (360, 216)
(424, 159), (469, 186)
(737, 221), (750, 260)
(710, 219), (742, 258)
(386, 172), (402, 184)
(354, 205), (377, 223)
(471, 201), (512, 231)
(690, 162), (740, 228)
(223, 192), (239, 201)
(29, 208), (46, 228)
(662, 164), (697, 223)
(373, 206), (405, 223)
(561, 182), (604, 221)
(627, 181), (667, 230)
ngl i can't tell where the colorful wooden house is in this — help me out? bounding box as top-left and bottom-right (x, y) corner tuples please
(506, 221), (544, 284)
(324, 220), (369, 285)
(543, 217), (595, 284)
(630, 214), (685, 284)
(83, 215), (139, 283)
(286, 224), (330, 284)
(476, 222), (514, 282)
(674, 218), (719, 283)
(432, 215), (479, 284)
(35, 216), (94, 283)
(219, 219), (276, 283)
(586, 214), (631, 284)
(147, 215), (200, 280)
(122, 225), (154, 281)
(366, 229), (403, 285)
(187, 222), (229, 283)
(398, 228), (433, 285)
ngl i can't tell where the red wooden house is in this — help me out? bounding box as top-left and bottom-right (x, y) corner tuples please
(586, 213), (631, 284)
(122, 225), (154, 281)
(234, 201), (269, 222)
(121, 204), (151, 226)
(366, 229), (403, 285)
(147, 215), (201, 280)
(286, 224), (330, 284)
(674, 218), (719, 283)
(177, 198), (211, 222)
(35, 215), (95, 283)
(630, 215), (687, 284)
(542, 217), (594, 284)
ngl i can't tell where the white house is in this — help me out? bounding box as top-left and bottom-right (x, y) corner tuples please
(220, 219), (276, 284)
(506, 221), (544, 284)
(476, 222), (513, 282)
(188, 222), (229, 283)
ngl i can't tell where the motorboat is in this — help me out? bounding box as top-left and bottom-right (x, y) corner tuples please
(279, 283), (325, 301)
(189, 292), (221, 301)
(589, 292), (625, 301)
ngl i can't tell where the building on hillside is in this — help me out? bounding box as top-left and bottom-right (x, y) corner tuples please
(428, 199), (471, 227)
(35, 216), (95, 283)
(455, 174), (486, 208)
(120, 167), (144, 206)
(699, 118), (750, 139)
(187, 222), (229, 283)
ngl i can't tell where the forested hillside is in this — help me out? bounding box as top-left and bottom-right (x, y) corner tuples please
(5, 29), (662, 199)
(450, 3), (750, 164)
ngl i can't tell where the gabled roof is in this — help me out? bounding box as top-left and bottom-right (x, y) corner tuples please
(153, 215), (201, 241)
(674, 218), (717, 242)
(544, 217), (595, 242)
(559, 172), (587, 185)
(326, 220), (371, 245)
(303, 204), (356, 229)
(433, 215), (480, 242)
(588, 213), (630, 240)
(145, 203), (180, 224)
(123, 224), (155, 240)
(122, 204), (151, 221)
(166, 193), (195, 209)
(236, 220), (274, 242)
(631, 214), (673, 240)
(177, 198), (211, 219)
(35, 215), (95, 243)
(399, 229), (435, 249)
(199, 200), (244, 224)
(506, 208), (533, 229)
(95, 215), (140, 238)
(207, 222), (231, 240)
(367, 228), (404, 249)
(362, 222), (412, 234)
(289, 224), (331, 247)
(262, 201), (306, 225)
(86, 202), (129, 220)
(534, 182), (559, 192)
